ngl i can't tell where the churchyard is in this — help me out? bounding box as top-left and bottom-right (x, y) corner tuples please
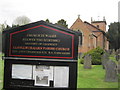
(1, 21), (119, 89)
(0, 48), (119, 89)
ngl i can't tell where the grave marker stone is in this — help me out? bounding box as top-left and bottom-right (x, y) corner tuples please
(101, 53), (109, 69)
(107, 49), (112, 55)
(116, 49), (120, 61)
(84, 54), (92, 69)
(116, 49), (120, 55)
(118, 60), (120, 74)
(111, 49), (116, 55)
(105, 60), (118, 82)
(116, 55), (120, 61)
(78, 53), (83, 59)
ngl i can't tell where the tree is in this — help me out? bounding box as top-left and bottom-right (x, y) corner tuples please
(45, 19), (50, 23)
(107, 22), (120, 50)
(0, 24), (6, 31)
(55, 19), (68, 28)
(12, 24), (19, 28)
(12, 16), (31, 26)
(0, 31), (2, 52)
(6, 25), (11, 30)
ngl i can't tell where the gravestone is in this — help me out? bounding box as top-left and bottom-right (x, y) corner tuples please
(116, 49), (120, 61)
(78, 53), (83, 59)
(101, 53), (109, 69)
(118, 60), (120, 74)
(116, 55), (120, 61)
(104, 60), (118, 82)
(111, 49), (116, 55)
(106, 49), (112, 55)
(116, 49), (120, 55)
(84, 54), (92, 69)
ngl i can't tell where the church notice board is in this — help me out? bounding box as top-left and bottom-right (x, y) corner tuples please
(2, 21), (79, 90)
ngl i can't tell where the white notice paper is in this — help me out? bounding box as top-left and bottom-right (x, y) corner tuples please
(49, 66), (54, 81)
(12, 64), (33, 79)
(54, 66), (69, 87)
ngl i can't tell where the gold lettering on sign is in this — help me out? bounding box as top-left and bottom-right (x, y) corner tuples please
(25, 42), (58, 46)
(22, 38), (60, 42)
(12, 33), (71, 56)
(12, 50), (70, 55)
(27, 34), (57, 38)
(13, 46), (70, 51)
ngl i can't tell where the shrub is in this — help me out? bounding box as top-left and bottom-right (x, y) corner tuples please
(80, 47), (105, 65)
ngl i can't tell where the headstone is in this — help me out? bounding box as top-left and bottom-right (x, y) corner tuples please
(116, 49), (120, 61)
(105, 60), (118, 82)
(111, 49), (116, 55)
(116, 55), (120, 61)
(78, 53), (83, 59)
(118, 60), (120, 74)
(106, 49), (112, 55)
(84, 54), (92, 69)
(116, 49), (120, 55)
(116, 49), (119, 55)
(101, 53), (109, 69)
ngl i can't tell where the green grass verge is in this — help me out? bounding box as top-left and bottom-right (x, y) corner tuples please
(77, 59), (118, 88)
(0, 57), (119, 89)
(0, 54), (4, 90)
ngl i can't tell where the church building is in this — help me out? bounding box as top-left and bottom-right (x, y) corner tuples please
(70, 16), (109, 53)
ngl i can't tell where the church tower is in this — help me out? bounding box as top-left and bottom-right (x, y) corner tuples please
(91, 17), (107, 32)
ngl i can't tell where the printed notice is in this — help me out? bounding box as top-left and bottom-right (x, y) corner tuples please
(54, 66), (69, 87)
(12, 64), (33, 79)
(12, 64), (69, 87)
(49, 66), (54, 81)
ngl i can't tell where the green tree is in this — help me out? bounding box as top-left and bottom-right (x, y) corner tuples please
(0, 24), (6, 31)
(55, 19), (68, 28)
(6, 25), (11, 30)
(80, 47), (104, 65)
(1, 24), (11, 31)
(45, 19), (50, 23)
(12, 24), (19, 28)
(107, 22), (120, 50)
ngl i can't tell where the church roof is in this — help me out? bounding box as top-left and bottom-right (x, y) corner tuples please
(70, 17), (107, 37)
(70, 17), (91, 34)
(84, 21), (106, 36)
(84, 21), (104, 32)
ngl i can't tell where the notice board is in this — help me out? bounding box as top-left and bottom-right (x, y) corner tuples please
(3, 20), (79, 89)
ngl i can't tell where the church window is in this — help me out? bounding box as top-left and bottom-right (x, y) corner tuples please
(78, 30), (83, 46)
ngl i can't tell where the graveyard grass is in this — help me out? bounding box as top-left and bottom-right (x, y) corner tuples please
(77, 59), (118, 88)
(0, 54), (4, 90)
(0, 56), (118, 89)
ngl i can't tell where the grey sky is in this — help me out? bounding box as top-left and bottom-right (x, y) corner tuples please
(0, 0), (119, 28)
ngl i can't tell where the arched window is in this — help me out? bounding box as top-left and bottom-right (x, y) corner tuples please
(78, 30), (83, 46)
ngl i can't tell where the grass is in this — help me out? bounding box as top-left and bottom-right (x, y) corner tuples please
(0, 56), (119, 89)
(0, 54), (4, 90)
(77, 59), (118, 88)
